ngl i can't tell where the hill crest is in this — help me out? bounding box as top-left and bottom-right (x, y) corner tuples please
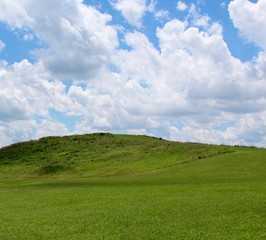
(0, 133), (236, 178)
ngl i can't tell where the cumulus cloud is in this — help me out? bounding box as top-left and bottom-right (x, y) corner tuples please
(110, 0), (147, 27)
(153, 9), (169, 21)
(110, 0), (169, 26)
(229, 0), (266, 49)
(0, 60), (73, 117)
(0, 59), (72, 146)
(0, 119), (36, 148)
(168, 111), (266, 147)
(35, 119), (69, 139)
(220, 2), (227, 9)
(107, 14), (266, 146)
(0, 0), (118, 81)
(253, 51), (266, 79)
(177, 1), (188, 11)
(187, 4), (211, 29)
(0, 1), (266, 148)
(0, 0), (33, 28)
(0, 40), (5, 51)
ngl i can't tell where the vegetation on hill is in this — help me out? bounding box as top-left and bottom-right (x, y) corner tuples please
(0, 133), (234, 177)
(0, 134), (265, 239)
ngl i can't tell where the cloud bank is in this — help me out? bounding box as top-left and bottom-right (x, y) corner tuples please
(229, 0), (266, 49)
(0, 0), (266, 147)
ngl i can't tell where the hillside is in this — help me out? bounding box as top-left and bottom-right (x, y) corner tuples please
(0, 133), (234, 178)
(1, 133), (266, 239)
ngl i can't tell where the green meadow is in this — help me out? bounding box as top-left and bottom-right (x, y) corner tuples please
(0, 133), (265, 239)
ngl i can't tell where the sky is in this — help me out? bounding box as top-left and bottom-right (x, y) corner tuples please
(0, 0), (266, 148)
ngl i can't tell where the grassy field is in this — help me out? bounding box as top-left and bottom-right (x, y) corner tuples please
(0, 133), (265, 239)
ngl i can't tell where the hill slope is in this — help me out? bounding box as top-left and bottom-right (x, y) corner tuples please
(0, 133), (265, 239)
(0, 133), (235, 178)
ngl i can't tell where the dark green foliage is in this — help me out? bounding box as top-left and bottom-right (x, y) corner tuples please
(38, 163), (67, 175)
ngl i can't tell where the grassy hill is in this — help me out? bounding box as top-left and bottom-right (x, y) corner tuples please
(0, 133), (265, 239)
(0, 133), (234, 178)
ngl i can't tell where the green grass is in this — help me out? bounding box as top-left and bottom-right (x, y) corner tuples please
(0, 133), (234, 178)
(0, 134), (265, 239)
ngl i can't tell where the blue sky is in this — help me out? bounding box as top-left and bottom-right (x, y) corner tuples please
(0, 0), (266, 147)
(92, 0), (260, 61)
(0, 0), (259, 63)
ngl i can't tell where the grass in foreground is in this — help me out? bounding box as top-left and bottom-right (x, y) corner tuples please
(0, 134), (265, 239)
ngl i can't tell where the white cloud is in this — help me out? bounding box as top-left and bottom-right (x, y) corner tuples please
(0, 118), (70, 148)
(110, 0), (168, 26)
(168, 111), (266, 147)
(0, 40), (5, 51)
(146, 0), (170, 22)
(107, 16), (266, 146)
(0, 60), (45, 120)
(229, 0), (266, 49)
(154, 9), (169, 21)
(187, 4), (211, 29)
(0, 59), (74, 146)
(0, 1), (266, 148)
(220, 2), (227, 9)
(65, 10), (266, 147)
(0, 0), (33, 28)
(254, 51), (266, 79)
(23, 33), (34, 41)
(35, 119), (69, 139)
(110, 0), (147, 27)
(177, 1), (188, 11)
(0, 0), (118, 81)
(0, 119), (37, 147)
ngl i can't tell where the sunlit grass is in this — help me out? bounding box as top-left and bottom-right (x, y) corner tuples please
(0, 134), (265, 239)
(0, 133), (234, 178)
